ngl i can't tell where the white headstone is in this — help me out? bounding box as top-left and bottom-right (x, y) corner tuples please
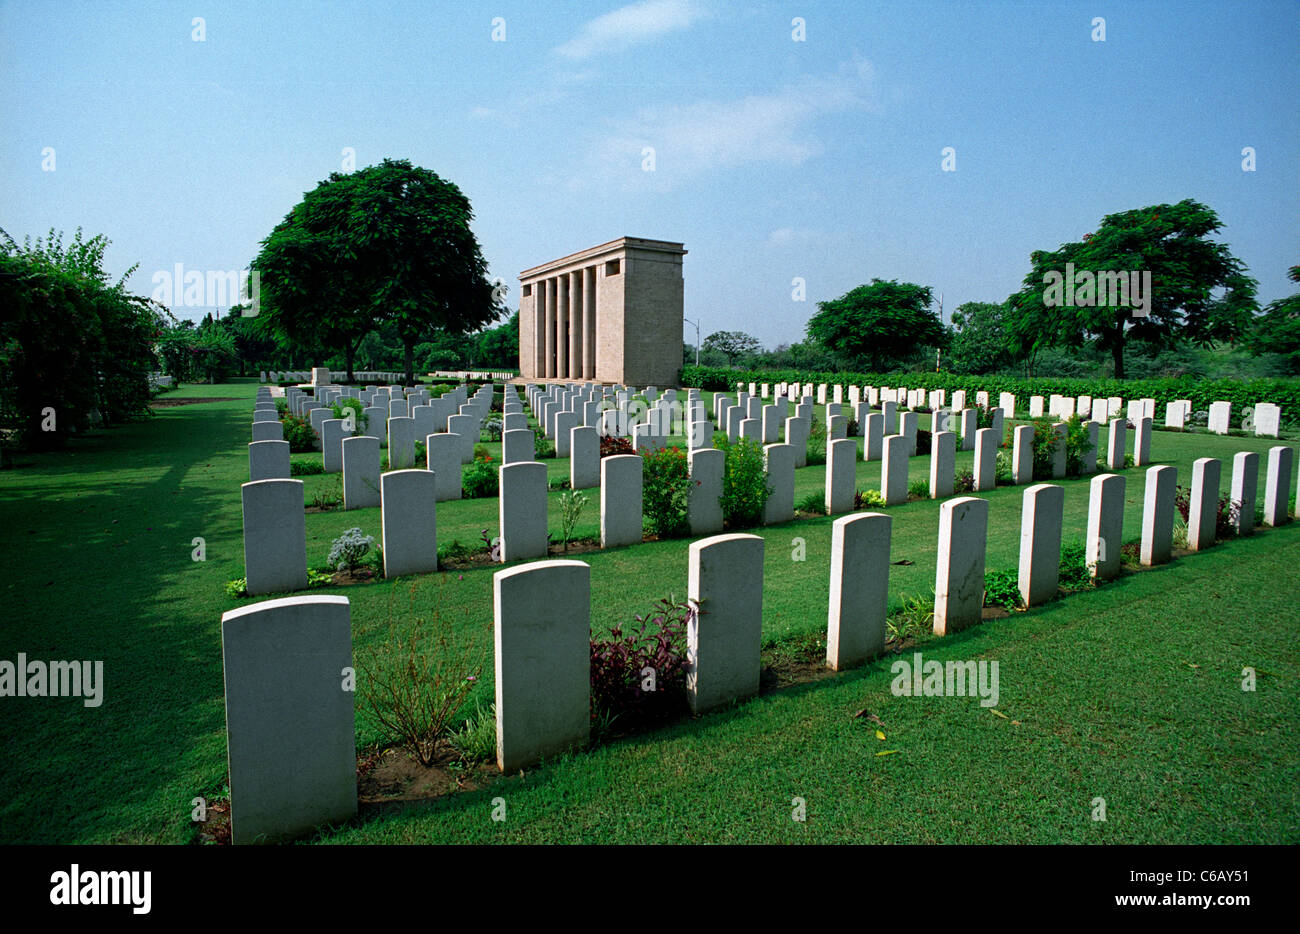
(381, 469), (438, 577)
(494, 560), (590, 772)
(826, 513), (891, 670)
(688, 448), (725, 536)
(763, 443), (795, 524)
(930, 430), (956, 498)
(342, 435), (380, 509)
(249, 440), (290, 482)
(1087, 473), (1125, 580)
(600, 455), (643, 548)
(1188, 457), (1221, 551)
(241, 479), (307, 596)
(221, 594), (355, 845)
(499, 462), (549, 562)
(934, 497), (988, 635)
(826, 438), (857, 515)
(687, 534), (764, 714)
(1141, 465), (1177, 566)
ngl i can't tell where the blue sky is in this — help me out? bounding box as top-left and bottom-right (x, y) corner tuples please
(3, 0), (1297, 348)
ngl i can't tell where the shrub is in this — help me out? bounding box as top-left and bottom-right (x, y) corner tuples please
(915, 429), (933, 456)
(448, 699), (497, 762)
(983, 568), (1022, 609)
(641, 446), (690, 538)
(330, 397), (367, 433)
(310, 479), (342, 510)
(1058, 540), (1093, 591)
(437, 538), (475, 563)
(328, 527), (375, 571)
(994, 450), (1013, 485)
(462, 453), (497, 498)
(414, 439), (426, 463)
(289, 459), (324, 476)
(717, 436), (771, 528)
(282, 415), (317, 453)
(1173, 485), (1237, 541)
(483, 414), (503, 441)
(535, 436), (556, 459)
(806, 418), (827, 465)
(1029, 415), (1091, 479)
(887, 592), (935, 642)
(559, 489), (588, 550)
(359, 582), (486, 767)
(796, 490), (825, 515)
(855, 488), (885, 509)
(908, 478), (929, 500)
(953, 468), (975, 494)
(600, 435), (636, 458)
(590, 597), (692, 732)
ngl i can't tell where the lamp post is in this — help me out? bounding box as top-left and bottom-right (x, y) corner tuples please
(683, 317), (701, 366)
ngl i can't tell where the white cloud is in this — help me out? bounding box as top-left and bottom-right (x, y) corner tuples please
(768, 227), (825, 245)
(554, 0), (707, 60)
(570, 57), (878, 189)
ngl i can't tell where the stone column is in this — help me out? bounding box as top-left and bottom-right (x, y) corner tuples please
(533, 280), (546, 377)
(584, 265), (597, 379)
(568, 270), (582, 380)
(556, 275), (569, 379)
(545, 277), (557, 379)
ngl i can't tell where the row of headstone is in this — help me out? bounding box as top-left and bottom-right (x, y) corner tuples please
(224, 440), (1298, 841)
(727, 381), (1285, 439)
(260, 370), (407, 383)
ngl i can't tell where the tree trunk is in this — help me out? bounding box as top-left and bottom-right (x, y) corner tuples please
(345, 342), (356, 384)
(404, 339), (414, 385)
(1112, 330), (1125, 380)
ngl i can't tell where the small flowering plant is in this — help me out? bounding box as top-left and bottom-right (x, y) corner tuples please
(328, 527), (374, 571)
(463, 452), (499, 498)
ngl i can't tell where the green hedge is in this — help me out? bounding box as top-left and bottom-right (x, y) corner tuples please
(681, 366), (1300, 427)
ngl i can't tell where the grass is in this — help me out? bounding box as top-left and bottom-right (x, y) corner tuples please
(0, 378), (1297, 843)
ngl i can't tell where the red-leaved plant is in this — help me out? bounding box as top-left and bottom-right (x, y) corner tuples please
(590, 597), (694, 732)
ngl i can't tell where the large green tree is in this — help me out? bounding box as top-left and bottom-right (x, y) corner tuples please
(702, 330), (761, 366)
(1006, 199), (1257, 379)
(253, 158), (501, 383)
(947, 301), (1015, 374)
(1247, 264), (1300, 374)
(806, 279), (947, 371)
(1, 227), (163, 451)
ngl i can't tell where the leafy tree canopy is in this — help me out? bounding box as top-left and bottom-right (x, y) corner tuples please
(1247, 264), (1300, 375)
(806, 279), (947, 371)
(702, 330), (762, 366)
(1006, 199), (1257, 378)
(253, 158), (502, 382)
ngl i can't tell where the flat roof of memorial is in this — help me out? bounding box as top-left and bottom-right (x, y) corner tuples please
(519, 236), (686, 279)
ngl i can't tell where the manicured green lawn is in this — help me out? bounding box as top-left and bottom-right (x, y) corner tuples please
(1, 378), (1296, 843)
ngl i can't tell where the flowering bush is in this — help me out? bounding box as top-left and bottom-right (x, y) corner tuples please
(462, 452), (497, 498)
(328, 527), (374, 571)
(282, 415), (317, 453)
(600, 434), (635, 458)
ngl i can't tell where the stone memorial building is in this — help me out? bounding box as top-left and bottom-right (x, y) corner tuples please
(518, 236), (685, 387)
